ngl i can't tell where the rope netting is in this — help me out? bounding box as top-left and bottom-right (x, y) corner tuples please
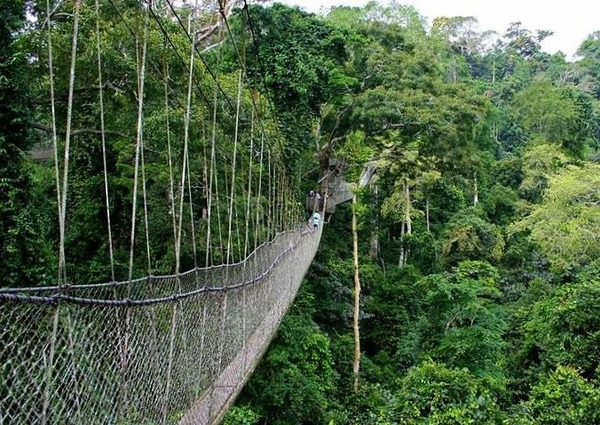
(0, 225), (322, 424)
(1, 0), (324, 423)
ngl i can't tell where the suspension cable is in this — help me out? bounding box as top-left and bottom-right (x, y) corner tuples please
(163, 55), (179, 271)
(226, 69), (243, 264)
(46, 0), (61, 284)
(164, 0), (239, 116)
(205, 86), (218, 266)
(243, 106), (255, 258)
(175, 2), (198, 275)
(127, 3), (150, 282)
(254, 129), (265, 248)
(56, 0), (82, 285)
(94, 0), (116, 282)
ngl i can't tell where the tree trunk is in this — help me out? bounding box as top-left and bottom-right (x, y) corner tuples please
(404, 180), (411, 265)
(473, 171), (479, 206)
(369, 184), (379, 260)
(426, 196), (430, 232)
(405, 179), (412, 235)
(352, 193), (361, 393)
(398, 222), (405, 267)
(399, 178), (411, 267)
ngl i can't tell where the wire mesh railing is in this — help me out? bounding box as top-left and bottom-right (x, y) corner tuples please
(0, 223), (322, 425)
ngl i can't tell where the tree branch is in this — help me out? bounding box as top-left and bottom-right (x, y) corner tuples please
(31, 122), (130, 140)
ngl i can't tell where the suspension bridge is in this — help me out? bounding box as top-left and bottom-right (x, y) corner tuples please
(0, 0), (348, 423)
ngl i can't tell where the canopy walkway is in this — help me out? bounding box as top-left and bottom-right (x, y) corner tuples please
(1, 225), (322, 424)
(0, 0), (344, 423)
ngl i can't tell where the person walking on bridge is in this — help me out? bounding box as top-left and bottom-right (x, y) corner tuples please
(315, 192), (323, 211)
(310, 211), (321, 228)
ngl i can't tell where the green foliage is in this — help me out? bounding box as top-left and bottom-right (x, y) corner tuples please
(520, 279), (600, 378)
(405, 262), (506, 379)
(240, 309), (338, 425)
(491, 156), (523, 190)
(442, 209), (505, 265)
(339, 130), (375, 181)
(509, 366), (600, 425)
(518, 144), (571, 202)
(514, 163), (600, 271)
(0, 0), (52, 286)
(513, 81), (579, 148)
(231, 6), (600, 424)
(362, 265), (422, 360)
(403, 230), (441, 274)
(243, 3), (356, 170)
(577, 31), (600, 99)
(222, 405), (261, 425)
(483, 184), (518, 225)
(394, 360), (504, 424)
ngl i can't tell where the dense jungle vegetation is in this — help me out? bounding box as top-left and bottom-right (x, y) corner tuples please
(2, 0), (600, 423)
(223, 2), (600, 424)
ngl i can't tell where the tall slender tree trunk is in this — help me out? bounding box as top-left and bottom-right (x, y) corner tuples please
(369, 184), (379, 260)
(492, 122), (499, 145)
(352, 193), (361, 393)
(426, 196), (430, 232)
(399, 178), (411, 267)
(404, 179), (411, 265)
(399, 222), (405, 267)
(473, 171), (479, 206)
(405, 179), (412, 235)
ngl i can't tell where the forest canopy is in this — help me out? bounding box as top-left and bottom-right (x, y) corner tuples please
(222, 2), (600, 424)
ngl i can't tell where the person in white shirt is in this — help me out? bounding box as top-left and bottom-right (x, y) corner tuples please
(311, 211), (321, 228)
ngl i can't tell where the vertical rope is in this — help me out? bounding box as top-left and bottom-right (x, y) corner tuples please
(201, 123), (209, 266)
(226, 70), (243, 264)
(214, 126), (225, 262)
(234, 191), (243, 262)
(175, 2), (197, 275)
(43, 0), (80, 420)
(279, 165), (286, 231)
(180, 10), (201, 414)
(46, 0), (61, 283)
(140, 1), (152, 274)
(267, 149), (272, 239)
(254, 130), (265, 247)
(141, 120), (152, 274)
(122, 4), (149, 419)
(58, 0), (81, 284)
(279, 168), (286, 230)
(42, 2), (60, 420)
(244, 107), (255, 257)
(274, 162), (279, 232)
(205, 87), (218, 266)
(95, 0), (115, 282)
(184, 0), (200, 274)
(163, 57), (179, 267)
(162, 303), (178, 424)
(127, 3), (149, 282)
(186, 152), (198, 269)
(274, 156), (281, 232)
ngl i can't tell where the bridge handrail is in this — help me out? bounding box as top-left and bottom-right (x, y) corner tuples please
(0, 224), (312, 296)
(0, 225), (318, 307)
